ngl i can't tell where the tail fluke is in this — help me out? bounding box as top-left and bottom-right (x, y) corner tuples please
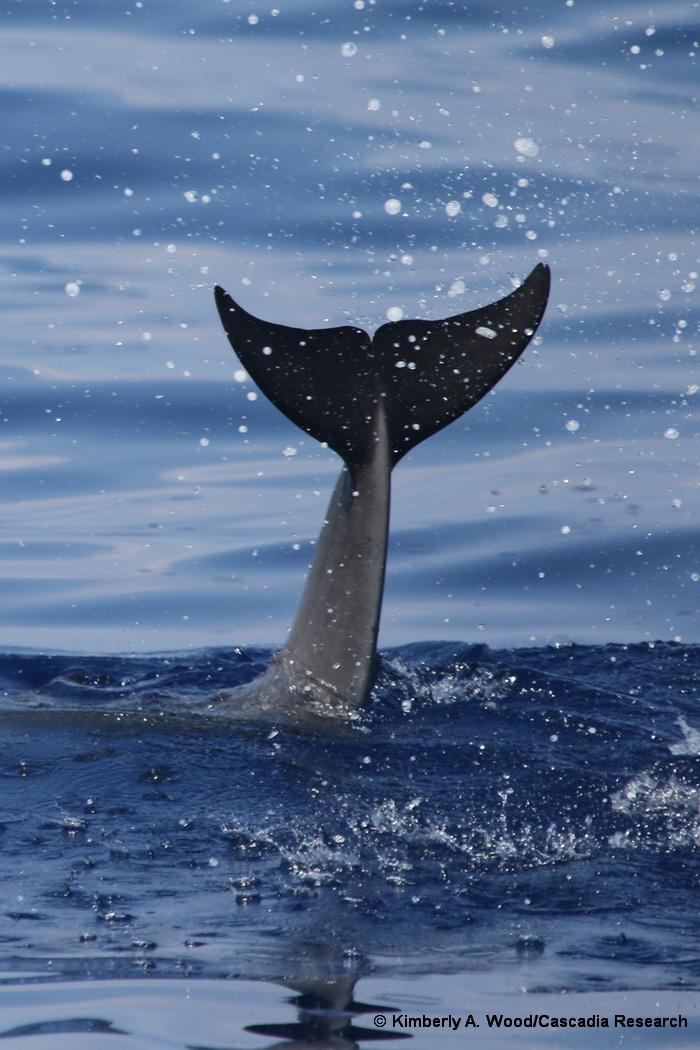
(214, 262), (550, 468)
(214, 264), (550, 712)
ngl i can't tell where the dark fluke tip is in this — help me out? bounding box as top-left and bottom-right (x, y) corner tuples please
(532, 261), (551, 292)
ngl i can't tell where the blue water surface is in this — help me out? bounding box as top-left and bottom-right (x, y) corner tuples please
(1, 0), (700, 1033)
(1, 0), (698, 652)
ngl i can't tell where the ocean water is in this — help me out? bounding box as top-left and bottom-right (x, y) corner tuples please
(2, 0), (700, 1041)
(3, 642), (700, 1045)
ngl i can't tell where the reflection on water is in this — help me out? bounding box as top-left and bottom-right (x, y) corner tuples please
(0, 960), (405, 1049)
(0, 1017), (127, 1040)
(247, 971), (407, 1049)
(0, 969), (698, 1050)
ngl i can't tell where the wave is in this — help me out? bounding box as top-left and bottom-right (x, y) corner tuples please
(2, 642), (699, 987)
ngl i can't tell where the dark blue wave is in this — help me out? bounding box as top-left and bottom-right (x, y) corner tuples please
(1, 642), (699, 988)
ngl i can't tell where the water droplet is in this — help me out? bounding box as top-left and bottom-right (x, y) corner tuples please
(482, 192), (498, 208)
(386, 306), (404, 322)
(513, 136), (539, 158)
(384, 198), (401, 215)
(64, 281), (80, 298)
(341, 41), (358, 57)
(541, 34), (555, 48)
(60, 169), (74, 182)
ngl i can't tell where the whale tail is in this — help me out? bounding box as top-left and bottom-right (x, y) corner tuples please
(214, 264), (550, 714)
(214, 263), (550, 470)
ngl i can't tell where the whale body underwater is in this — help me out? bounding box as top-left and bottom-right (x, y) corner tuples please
(214, 262), (551, 720)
